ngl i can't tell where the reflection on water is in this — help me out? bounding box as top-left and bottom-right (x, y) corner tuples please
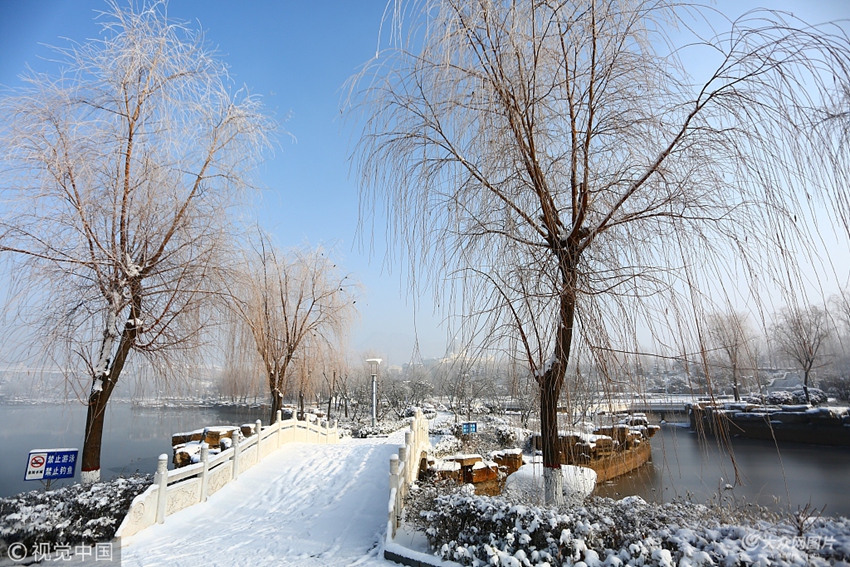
(0, 402), (266, 498)
(594, 423), (850, 517)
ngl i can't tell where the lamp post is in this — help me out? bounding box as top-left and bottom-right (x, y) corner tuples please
(366, 358), (382, 428)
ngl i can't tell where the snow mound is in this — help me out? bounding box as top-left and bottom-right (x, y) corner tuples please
(504, 462), (596, 503)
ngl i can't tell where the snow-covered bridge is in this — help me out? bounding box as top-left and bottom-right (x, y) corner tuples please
(120, 432), (406, 567)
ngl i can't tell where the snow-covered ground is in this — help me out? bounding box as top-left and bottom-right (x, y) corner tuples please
(121, 432), (406, 567)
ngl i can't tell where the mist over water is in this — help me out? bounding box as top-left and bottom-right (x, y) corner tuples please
(0, 403), (266, 498)
(594, 423), (850, 517)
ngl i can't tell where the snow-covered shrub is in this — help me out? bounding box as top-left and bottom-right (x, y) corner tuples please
(768, 390), (796, 405)
(351, 417), (411, 438)
(337, 426), (352, 438)
(754, 388), (829, 406)
(402, 406), (438, 419)
(415, 486), (850, 567)
(429, 423), (454, 436)
(418, 485), (619, 566)
(0, 475), (151, 554)
(432, 434), (463, 457)
(793, 388), (828, 405)
(494, 424), (520, 447)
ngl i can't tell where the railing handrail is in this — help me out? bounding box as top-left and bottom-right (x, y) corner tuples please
(166, 461), (205, 484)
(207, 446), (234, 469)
(115, 412), (340, 542)
(385, 409), (431, 542)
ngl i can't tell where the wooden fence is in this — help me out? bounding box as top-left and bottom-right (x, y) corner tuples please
(115, 412), (339, 541)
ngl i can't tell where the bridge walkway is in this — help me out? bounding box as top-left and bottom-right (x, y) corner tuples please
(121, 431), (405, 567)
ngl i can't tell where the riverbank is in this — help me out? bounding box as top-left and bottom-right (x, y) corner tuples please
(687, 401), (850, 446)
(0, 397), (270, 409)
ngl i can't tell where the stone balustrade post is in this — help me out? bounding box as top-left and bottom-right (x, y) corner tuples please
(276, 410), (283, 448)
(404, 431), (413, 482)
(155, 454), (168, 524)
(200, 443), (209, 502)
(389, 454), (400, 536)
(255, 419), (263, 457)
(232, 431), (241, 480)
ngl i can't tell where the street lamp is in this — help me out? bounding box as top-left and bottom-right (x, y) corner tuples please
(366, 358), (382, 428)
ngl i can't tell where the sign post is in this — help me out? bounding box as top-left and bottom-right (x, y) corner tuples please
(24, 448), (79, 488)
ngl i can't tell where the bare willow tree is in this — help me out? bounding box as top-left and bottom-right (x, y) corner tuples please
(772, 305), (830, 404)
(707, 311), (755, 401)
(223, 237), (358, 423)
(0, 1), (273, 482)
(830, 287), (850, 339)
(350, 0), (850, 504)
(216, 315), (266, 403)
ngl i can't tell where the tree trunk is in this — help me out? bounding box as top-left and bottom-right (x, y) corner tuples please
(538, 263), (577, 506)
(327, 371), (335, 419)
(539, 373), (563, 504)
(803, 368), (811, 404)
(81, 380), (115, 484)
(270, 382), (283, 424)
(81, 298), (141, 484)
(732, 362), (740, 402)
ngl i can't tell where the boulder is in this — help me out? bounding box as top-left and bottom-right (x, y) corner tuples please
(490, 449), (523, 475)
(172, 425), (238, 448)
(444, 454), (482, 467)
(172, 441), (202, 467)
(202, 426), (238, 446)
(428, 459), (462, 482)
(469, 461), (499, 483)
(171, 429), (204, 446)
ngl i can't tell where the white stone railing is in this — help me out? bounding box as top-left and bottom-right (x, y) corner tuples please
(115, 412), (339, 541)
(386, 409), (430, 541)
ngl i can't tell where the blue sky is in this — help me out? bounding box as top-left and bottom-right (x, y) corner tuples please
(0, 0), (449, 365)
(1, 1), (848, 366)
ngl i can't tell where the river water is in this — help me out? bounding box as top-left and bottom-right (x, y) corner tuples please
(593, 423), (850, 517)
(0, 402), (266, 498)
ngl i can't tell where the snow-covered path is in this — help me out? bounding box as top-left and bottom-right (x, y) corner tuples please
(121, 432), (404, 567)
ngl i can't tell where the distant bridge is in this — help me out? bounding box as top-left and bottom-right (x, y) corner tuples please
(563, 394), (724, 417)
